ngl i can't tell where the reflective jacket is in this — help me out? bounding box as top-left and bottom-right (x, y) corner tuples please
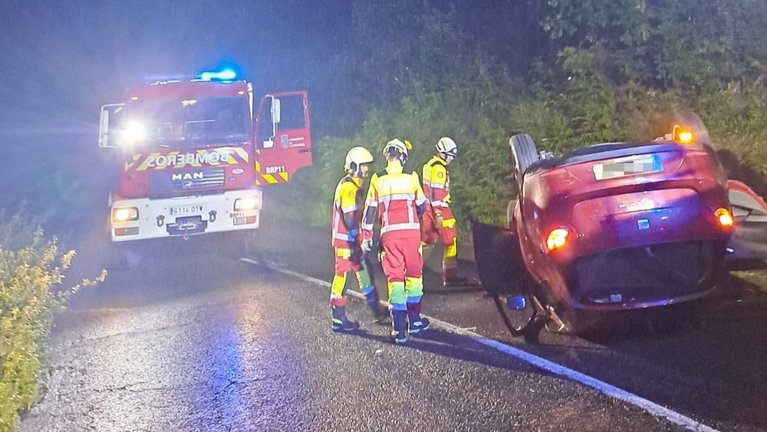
(362, 160), (427, 241)
(331, 175), (364, 248)
(422, 155), (455, 222)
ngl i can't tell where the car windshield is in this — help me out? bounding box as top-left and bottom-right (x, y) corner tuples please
(123, 96), (249, 147)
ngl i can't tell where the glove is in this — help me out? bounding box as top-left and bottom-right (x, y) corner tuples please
(361, 239), (373, 253)
(347, 228), (359, 243)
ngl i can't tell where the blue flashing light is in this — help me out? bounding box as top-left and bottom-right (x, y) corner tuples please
(198, 69), (237, 81)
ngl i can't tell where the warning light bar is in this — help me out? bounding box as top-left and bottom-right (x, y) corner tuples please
(672, 125), (695, 144)
(198, 69), (237, 81)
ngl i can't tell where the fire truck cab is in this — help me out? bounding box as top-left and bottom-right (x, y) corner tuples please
(98, 70), (311, 243)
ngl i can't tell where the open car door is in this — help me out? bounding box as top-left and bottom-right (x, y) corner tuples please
(470, 219), (528, 296)
(471, 218), (543, 339)
(254, 91), (312, 185)
(726, 180), (767, 270)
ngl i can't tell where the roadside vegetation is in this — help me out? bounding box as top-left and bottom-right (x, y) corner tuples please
(2, 1), (767, 429)
(293, 1), (767, 228)
(0, 213), (106, 432)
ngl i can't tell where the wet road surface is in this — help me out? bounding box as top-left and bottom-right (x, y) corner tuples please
(17, 248), (684, 432)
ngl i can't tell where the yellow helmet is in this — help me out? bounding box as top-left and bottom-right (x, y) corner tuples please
(344, 146), (374, 175)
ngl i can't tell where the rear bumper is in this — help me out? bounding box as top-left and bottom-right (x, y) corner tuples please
(110, 189), (261, 242)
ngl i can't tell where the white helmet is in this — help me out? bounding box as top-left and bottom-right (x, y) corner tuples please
(344, 146), (374, 175)
(436, 137), (458, 158)
(382, 139), (412, 164)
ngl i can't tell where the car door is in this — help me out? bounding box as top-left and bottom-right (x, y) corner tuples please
(253, 91), (312, 185)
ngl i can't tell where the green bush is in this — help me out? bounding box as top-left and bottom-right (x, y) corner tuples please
(0, 212), (106, 432)
(297, 66), (767, 234)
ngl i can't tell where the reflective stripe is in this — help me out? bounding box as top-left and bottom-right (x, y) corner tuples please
(428, 183), (446, 189)
(362, 223), (374, 231)
(430, 200), (448, 208)
(333, 233), (352, 241)
(378, 193), (418, 203)
(381, 222), (420, 234)
(341, 204), (358, 213)
(336, 248), (352, 258)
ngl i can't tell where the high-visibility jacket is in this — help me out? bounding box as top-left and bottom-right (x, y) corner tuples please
(422, 155), (455, 222)
(362, 160), (427, 241)
(331, 175), (364, 248)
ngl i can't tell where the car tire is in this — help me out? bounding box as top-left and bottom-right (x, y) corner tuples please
(510, 134), (539, 185)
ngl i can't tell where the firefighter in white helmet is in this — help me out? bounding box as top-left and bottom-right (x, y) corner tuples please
(361, 139), (430, 344)
(422, 137), (468, 286)
(329, 146), (387, 331)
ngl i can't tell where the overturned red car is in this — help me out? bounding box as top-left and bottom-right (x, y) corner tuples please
(474, 123), (735, 336)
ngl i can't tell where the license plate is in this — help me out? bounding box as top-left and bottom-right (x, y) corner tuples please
(169, 204), (205, 216)
(593, 154), (662, 180)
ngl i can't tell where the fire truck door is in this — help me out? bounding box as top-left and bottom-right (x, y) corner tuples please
(254, 91), (312, 185)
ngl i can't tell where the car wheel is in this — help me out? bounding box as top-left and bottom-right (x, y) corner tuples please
(510, 134), (539, 184)
(118, 242), (144, 271)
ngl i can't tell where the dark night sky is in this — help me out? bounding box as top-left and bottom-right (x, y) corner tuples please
(0, 0), (351, 137)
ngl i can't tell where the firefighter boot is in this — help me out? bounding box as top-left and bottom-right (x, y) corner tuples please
(407, 302), (430, 335)
(331, 305), (359, 332)
(364, 289), (389, 324)
(390, 310), (409, 344)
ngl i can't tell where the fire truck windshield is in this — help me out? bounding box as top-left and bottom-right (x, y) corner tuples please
(122, 96), (248, 147)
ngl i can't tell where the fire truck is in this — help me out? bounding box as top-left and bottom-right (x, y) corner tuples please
(98, 69), (311, 251)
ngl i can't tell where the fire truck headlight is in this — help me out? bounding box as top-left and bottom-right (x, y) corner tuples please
(112, 207), (139, 222)
(234, 197), (260, 211)
(121, 121), (147, 145)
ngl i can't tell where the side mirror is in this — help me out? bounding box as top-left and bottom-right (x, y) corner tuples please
(98, 104), (125, 148)
(271, 98), (281, 124)
(261, 96), (281, 149)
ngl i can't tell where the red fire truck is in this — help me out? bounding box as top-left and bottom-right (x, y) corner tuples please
(98, 69), (311, 249)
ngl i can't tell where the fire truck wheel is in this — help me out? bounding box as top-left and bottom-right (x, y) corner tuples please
(117, 243), (144, 271)
(213, 230), (259, 260)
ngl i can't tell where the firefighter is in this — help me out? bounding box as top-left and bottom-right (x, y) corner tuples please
(422, 136), (469, 286)
(330, 146), (387, 332)
(362, 139), (429, 344)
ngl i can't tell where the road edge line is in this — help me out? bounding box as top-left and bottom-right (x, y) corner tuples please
(242, 257), (720, 432)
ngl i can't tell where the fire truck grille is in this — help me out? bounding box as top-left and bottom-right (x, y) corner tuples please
(149, 168), (226, 196)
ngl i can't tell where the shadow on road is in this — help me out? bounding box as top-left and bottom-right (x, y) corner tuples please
(342, 327), (536, 374)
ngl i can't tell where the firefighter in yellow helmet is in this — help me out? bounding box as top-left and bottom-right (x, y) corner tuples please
(330, 146), (387, 331)
(422, 136), (469, 286)
(362, 139), (429, 344)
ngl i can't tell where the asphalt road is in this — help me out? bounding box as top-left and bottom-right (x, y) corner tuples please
(16, 235), (683, 432)
(5, 140), (766, 431)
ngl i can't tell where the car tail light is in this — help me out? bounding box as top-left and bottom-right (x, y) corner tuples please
(714, 208), (734, 228)
(546, 228), (569, 252)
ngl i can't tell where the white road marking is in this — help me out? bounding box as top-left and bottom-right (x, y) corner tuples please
(242, 257), (720, 432)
